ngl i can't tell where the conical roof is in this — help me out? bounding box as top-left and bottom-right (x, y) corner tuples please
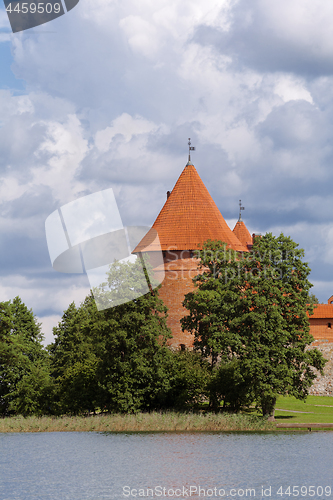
(233, 220), (252, 248)
(134, 163), (248, 252)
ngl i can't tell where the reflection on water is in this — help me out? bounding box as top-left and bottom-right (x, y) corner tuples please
(0, 432), (332, 500)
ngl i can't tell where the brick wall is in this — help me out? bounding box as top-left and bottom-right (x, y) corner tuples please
(309, 318), (333, 345)
(155, 257), (198, 349)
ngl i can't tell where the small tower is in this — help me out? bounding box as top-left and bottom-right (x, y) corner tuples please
(232, 200), (253, 250)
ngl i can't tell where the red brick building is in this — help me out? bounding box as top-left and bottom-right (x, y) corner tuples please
(135, 159), (332, 347)
(308, 296), (333, 345)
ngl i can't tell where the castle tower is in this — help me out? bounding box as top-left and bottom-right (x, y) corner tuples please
(233, 200), (253, 250)
(134, 159), (248, 348)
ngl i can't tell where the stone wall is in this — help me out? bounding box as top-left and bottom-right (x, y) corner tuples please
(308, 343), (333, 396)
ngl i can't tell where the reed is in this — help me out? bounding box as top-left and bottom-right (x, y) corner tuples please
(0, 412), (275, 433)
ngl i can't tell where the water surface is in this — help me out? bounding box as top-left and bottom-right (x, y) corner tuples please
(0, 432), (332, 499)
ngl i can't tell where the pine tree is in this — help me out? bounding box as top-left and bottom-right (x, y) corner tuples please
(0, 297), (51, 415)
(49, 299), (101, 414)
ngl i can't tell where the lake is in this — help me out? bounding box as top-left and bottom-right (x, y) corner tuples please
(0, 432), (332, 500)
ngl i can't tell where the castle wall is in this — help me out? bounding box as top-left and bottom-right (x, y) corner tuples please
(154, 257), (199, 349)
(309, 318), (333, 345)
(308, 303), (333, 345)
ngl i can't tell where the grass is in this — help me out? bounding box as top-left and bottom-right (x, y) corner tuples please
(0, 412), (275, 433)
(274, 395), (333, 424)
(1, 396), (333, 433)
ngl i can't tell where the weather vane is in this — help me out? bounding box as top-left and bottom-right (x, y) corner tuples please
(188, 138), (195, 163)
(239, 200), (245, 221)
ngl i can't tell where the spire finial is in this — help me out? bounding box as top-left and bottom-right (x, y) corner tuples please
(187, 138), (195, 164)
(239, 199), (245, 221)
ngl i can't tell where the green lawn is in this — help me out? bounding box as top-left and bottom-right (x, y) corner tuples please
(274, 395), (333, 424)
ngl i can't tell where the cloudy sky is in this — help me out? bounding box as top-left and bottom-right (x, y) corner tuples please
(1, 0), (333, 344)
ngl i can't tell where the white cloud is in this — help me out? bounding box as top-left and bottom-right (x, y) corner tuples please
(273, 75), (313, 104)
(0, 177), (26, 204)
(254, 0), (333, 58)
(95, 113), (160, 153)
(120, 15), (161, 59)
(36, 314), (61, 346)
(32, 114), (89, 204)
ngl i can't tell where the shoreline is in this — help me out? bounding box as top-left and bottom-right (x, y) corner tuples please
(2, 412), (333, 433)
(0, 412), (277, 433)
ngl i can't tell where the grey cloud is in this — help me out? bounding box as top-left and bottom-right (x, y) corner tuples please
(0, 232), (51, 275)
(0, 118), (46, 174)
(11, 13), (192, 126)
(0, 185), (59, 280)
(256, 100), (330, 150)
(146, 123), (201, 158)
(2, 185), (57, 219)
(79, 153), (163, 186)
(193, 1), (333, 77)
(0, 270), (90, 318)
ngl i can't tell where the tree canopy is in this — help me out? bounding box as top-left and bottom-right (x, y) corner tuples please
(49, 257), (174, 414)
(0, 261), (210, 416)
(0, 296), (51, 415)
(182, 234), (326, 417)
(0, 240), (326, 418)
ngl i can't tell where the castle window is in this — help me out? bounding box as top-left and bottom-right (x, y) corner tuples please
(180, 344), (186, 351)
(163, 251), (166, 259)
(328, 323), (332, 329)
(190, 250), (194, 258)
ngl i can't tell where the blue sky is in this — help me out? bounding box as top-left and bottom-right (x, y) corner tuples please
(2, 0), (333, 344)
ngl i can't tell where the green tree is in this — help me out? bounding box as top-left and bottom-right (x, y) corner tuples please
(182, 235), (326, 417)
(94, 256), (173, 413)
(96, 297), (172, 412)
(209, 360), (254, 413)
(48, 299), (102, 414)
(159, 350), (210, 410)
(50, 257), (173, 414)
(0, 297), (51, 415)
(308, 293), (320, 304)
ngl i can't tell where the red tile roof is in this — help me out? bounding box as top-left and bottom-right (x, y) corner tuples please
(233, 220), (252, 248)
(308, 304), (333, 319)
(134, 163), (248, 252)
